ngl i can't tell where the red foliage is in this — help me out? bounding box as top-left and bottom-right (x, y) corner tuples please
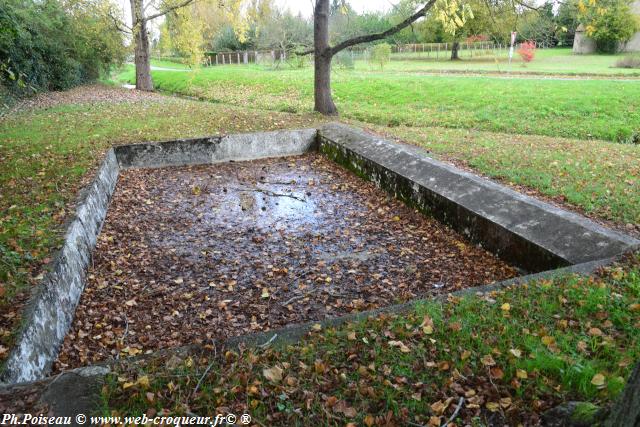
(465, 34), (489, 43)
(517, 41), (536, 63)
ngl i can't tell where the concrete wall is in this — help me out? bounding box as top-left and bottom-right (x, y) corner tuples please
(114, 128), (317, 169)
(573, 25), (598, 54)
(1, 151), (120, 384)
(317, 123), (639, 272)
(626, 0), (640, 51)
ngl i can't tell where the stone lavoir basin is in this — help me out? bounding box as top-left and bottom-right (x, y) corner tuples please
(2, 123), (637, 384)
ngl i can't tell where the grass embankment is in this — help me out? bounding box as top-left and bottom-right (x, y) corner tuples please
(0, 89), (321, 357)
(104, 253), (640, 426)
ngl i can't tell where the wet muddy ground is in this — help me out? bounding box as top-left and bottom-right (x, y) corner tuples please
(56, 153), (518, 369)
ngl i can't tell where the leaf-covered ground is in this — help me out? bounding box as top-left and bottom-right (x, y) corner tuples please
(56, 154), (515, 370)
(0, 85), (323, 363)
(104, 252), (640, 426)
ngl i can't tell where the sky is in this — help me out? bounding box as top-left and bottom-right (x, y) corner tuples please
(277, 0), (394, 17)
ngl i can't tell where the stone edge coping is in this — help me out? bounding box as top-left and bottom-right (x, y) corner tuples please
(317, 122), (638, 270)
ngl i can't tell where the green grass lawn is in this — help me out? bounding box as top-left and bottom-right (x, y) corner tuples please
(380, 47), (640, 75)
(115, 57), (640, 144)
(104, 253), (640, 426)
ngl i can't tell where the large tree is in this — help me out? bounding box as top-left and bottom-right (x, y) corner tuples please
(112, 0), (248, 90)
(311, 0), (436, 115)
(121, 0), (197, 91)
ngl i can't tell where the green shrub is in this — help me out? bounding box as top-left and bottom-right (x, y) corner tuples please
(579, 0), (639, 53)
(0, 0), (125, 96)
(370, 43), (392, 69)
(333, 51), (355, 69)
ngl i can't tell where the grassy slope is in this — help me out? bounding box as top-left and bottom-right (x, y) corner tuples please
(105, 253), (640, 426)
(0, 94), (322, 355)
(116, 61), (640, 143)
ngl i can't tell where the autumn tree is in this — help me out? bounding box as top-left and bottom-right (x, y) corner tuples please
(434, 0), (474, 59)
(110, 0), (247, 90)
(578, 0), (639, 52)
(162, 4), (206, 67)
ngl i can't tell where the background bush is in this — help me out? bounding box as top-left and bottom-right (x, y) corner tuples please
(370, 43), (391, 70)
(579, 0), (639, 53)
(615, 55), (640, 68)
(0, 0), (125, 98)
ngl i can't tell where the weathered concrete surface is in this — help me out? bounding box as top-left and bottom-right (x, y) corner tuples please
(0, 366), (109, 426)
(318, 123), (638, 272)
(114, 128), (317, 169)
(1, 151), (120, 385)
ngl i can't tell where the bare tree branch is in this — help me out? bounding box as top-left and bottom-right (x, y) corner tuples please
(144, 0), (197, 22)
(329, 0), (436, 55)
(108, 9), (132, 34)
(512, 0), (541, 11)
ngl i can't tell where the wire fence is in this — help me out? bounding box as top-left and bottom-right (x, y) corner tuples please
(154, 41), (549, 67)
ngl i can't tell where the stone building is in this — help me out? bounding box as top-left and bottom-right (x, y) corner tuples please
(573, 0), (640, 53)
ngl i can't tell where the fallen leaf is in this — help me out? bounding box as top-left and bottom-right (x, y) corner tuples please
(263, 366), (284, 383)
(588, 327), (603, 336)
(136, 375), (150, 389)
(481, 354), (496, 366)
(486, 401), (500, 412)
(591, 373), (606, 387)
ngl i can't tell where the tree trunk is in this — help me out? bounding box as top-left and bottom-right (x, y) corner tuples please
(605, 361), (640, 427)
(313, 0), (337, 115)
(131, 0), (153, 91)
(451, 41), (460, 60)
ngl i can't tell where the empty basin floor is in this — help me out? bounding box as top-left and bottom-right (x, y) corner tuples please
(56, 153), (517, 369)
